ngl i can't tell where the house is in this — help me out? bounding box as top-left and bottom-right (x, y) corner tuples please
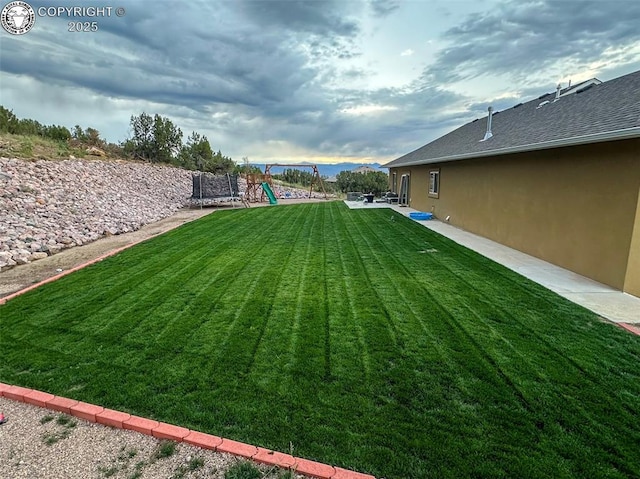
(383, 70), (640, 297)
(351, 165), (379, 174)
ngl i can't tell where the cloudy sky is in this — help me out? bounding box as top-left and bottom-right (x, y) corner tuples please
(1, 0), (639, 165)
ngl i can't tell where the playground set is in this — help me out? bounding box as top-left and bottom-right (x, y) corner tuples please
(191, 164), (328, 207)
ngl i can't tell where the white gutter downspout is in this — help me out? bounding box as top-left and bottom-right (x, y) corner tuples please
(481, 106), (493, 141)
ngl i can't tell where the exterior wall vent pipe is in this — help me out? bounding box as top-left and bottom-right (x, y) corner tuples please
(554, 83), (562, 101)
(481, 106), (493, 141)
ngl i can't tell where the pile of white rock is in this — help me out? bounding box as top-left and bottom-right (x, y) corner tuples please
(0, 157), (192, 270)
(272, 184), (330, 199)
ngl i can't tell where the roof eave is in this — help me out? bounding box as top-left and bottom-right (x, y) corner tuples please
(382, 127), (640, 168)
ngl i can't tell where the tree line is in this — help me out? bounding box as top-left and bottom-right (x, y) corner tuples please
(0, 106), (236, 174)
(272, 167), (389, 196)
(335, 170), (388, 197)
(1, 106), (390, 188)
(1, 105), (75, 142)
(273, 168), (315, 186)
(121, 112), (235, 173)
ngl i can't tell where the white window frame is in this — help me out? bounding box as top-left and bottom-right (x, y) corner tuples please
(429, 169), (440, 198)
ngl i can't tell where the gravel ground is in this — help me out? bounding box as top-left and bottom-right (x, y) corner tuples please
(0, 397), (302, 479)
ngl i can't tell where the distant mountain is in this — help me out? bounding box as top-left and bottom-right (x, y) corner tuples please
(250, 162), (387, 178)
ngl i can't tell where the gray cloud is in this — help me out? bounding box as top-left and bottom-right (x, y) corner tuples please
(369, 0), (400, 17)
(424, 0), (640, 84)
(4, 1), (323, 112)
(2, 0), (639, 163)
(236, 0), (359, 37)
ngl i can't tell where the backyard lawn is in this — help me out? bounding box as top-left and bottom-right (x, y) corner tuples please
(1, 202), (639, 478)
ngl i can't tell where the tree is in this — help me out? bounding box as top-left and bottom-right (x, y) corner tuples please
(123, 112), (154, 160)
(152, 114), (182, 163)
(208, 149), (235, 174)
(176, 132), (235, 173)
(85, 127), (104, 147)
(42, 124), (71, 142)
(72, 125), (86, 142)
(234, 157), (262, 175)
(335, 170), (388, 196)
(178, 131), (213, 170)
(335, 171), (357, 192)
(124, 112), (182, 163)
(17, 118), (43, 136)
(0, 106), (19, 133)
(277, 168), (313, 186)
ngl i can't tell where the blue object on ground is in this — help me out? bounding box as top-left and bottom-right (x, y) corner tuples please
(409, 212), (433, 220)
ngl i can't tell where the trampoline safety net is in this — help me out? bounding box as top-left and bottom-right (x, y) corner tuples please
(192, 173), (239, 199)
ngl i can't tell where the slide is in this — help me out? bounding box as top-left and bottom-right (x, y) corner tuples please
(261, 182), (278, 205)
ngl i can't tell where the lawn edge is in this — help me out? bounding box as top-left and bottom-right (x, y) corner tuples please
(618, 323), (640, 336)
(0, 381), (375, 479)
(0, 239), (149, 305)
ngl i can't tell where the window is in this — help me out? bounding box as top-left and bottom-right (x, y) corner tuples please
(429, 170), (440, 198)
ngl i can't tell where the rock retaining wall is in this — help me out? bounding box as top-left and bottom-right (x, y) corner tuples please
(0, 157), (192, 270)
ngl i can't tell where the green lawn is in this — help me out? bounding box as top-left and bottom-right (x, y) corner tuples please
(1, 202), (639, 478)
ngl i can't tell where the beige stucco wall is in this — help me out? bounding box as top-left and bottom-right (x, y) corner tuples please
(624, 186), (640, 296)
(390, 139), (640, 293)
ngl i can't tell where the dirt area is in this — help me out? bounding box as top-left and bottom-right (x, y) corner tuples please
(0, 198), (334, 299)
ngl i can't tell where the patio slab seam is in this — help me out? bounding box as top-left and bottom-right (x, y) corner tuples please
(0, 382), (374, 479)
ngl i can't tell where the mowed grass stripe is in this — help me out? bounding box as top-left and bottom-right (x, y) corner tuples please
(20, 211), (254, 328)
(356, 208), (640, 475)
(322, 203), (370, 386)
(377, 209), (640, 444)
(287, 203), (331, 381)
(342, 208), (529, 474)
(2, 202), (640, 478)
(328, 202), (377, 383)
(240, 204), (315, 376)
(210, 205), (312, 377)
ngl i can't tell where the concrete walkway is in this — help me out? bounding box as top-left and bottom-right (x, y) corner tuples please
(344, 200), (640, 324)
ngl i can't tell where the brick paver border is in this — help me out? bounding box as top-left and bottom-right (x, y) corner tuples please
(0, 382), (375, 479)
(0, 237), (376, 478)
(618, 323), (640, 336)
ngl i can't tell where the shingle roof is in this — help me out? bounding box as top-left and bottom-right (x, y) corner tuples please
(352, 165), (378, 173)
(383, 69), (640, 168)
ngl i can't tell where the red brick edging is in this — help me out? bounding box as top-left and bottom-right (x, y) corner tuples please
(618, 323), (640, 336)
(0, 238), (375, 478)
(0, 382), (375, 479)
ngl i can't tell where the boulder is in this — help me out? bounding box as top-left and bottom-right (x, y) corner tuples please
(86, 147), (106, 156)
